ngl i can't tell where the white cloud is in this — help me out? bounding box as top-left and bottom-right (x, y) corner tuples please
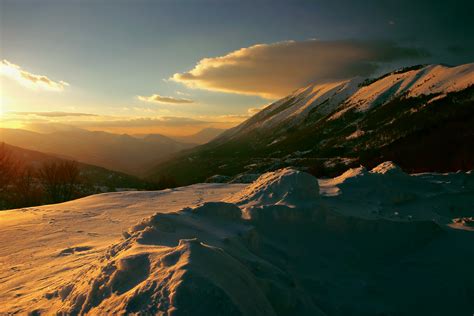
(10, 111), (97, 117)
(172, 40), (428, 99)
(0, 60), (69, 91)
(137, 94), (194, 104)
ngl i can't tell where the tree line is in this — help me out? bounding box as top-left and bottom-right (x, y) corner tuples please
(0, 143), (82, 209)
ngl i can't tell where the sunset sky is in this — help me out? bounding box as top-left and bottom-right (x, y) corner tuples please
(1, 0), (473, 136)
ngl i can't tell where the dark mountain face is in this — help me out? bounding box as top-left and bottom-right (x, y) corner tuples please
(147, 64), (474, 185)
(0, 128), (194, 176)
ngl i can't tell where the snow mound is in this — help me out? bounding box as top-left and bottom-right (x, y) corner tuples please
(205, 174), (231, 183)
(226, 167), (319, 208)
(453, 217), (474, 227)
(189, 202), (242, 220)
(321, 162), (420, 207)
(320, 162), (474, 221)
(57, 206), (321, 316)
(59, 238), (275, 315)
(332, 165), (367, 183)
(229, 173), (260, 184)
(52, 174), (458, 315)
(4, 165), (474, 315)
(370, 161), (405, 175)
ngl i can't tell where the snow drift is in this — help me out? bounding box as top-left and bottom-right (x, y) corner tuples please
(1, 163), (474, 315)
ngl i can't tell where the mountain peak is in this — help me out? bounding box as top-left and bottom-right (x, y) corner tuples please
(330, 63), (474, 119)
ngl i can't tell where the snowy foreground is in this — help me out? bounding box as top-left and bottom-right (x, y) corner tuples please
(1, 162), (473, 315)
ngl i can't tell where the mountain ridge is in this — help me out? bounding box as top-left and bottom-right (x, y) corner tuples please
(217, 62), (474, 142)
(0, 128), (194, 176)
(148, 62), (474, 184)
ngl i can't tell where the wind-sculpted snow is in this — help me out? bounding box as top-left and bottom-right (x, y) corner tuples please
(226, 167), (319, 209)
(2, 164), (474, 315)
(57, 205), (319, 315)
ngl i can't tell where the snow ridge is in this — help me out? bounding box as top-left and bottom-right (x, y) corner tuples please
(221, 63), (474, 138)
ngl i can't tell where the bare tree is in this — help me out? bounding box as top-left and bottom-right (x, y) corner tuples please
(0, 143), (20, 194)
(38, 160), (81, 203)
(61, 160), (81, 200)
(12, 166), (42, 207)
(0, 143), (24, 208)
(155, 174), (177, 190)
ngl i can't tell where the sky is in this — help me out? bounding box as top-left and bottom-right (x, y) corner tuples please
(1, 0), (473, 136)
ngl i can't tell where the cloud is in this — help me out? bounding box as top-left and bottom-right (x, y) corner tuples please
(11, 111), (97, 117)
(247, 104), (269, 115)
(73, 116), (209, 128)
(0, 60), (69, 91)
(137, 94), (194, 104)
(171, 40), (428, 98)
(175, 91), (191, 96)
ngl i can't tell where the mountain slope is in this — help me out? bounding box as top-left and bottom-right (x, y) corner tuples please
(0, 128), (194, 175)
(170, 128), (226, 144)
(3, 143), (151, 191)
(148, 63), (474, 184)
(220, 63), (474, 140)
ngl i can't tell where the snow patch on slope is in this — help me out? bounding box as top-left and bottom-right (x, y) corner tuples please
(218, 78), (362, 139)
(258, 78), (362, 129)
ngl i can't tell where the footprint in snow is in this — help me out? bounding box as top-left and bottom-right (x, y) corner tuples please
(57, 246), (93, 257)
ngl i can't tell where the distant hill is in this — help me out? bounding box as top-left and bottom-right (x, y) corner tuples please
(138, 128), (226, 145)
(148, 63), (474, 184)
(170, 128), (226, 144)
(4, 143), (151, 191)
(0, 128), (194, 175)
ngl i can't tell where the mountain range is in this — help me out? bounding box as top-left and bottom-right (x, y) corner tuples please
(167, 128), (225, 144)
(3, 143), (150, 191)
(0, 128), (193, 176)
(148, 63), (474, 184)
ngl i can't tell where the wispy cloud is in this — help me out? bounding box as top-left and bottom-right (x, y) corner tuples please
(0, 60), (69, 91)
(247, 105), (269, 115)
(175, 91), (191, 96)
(66, 116), (209, 129)
(137, 94), (194, 104)
(171, 40), (428, 99)
(11, 111), (97, 117)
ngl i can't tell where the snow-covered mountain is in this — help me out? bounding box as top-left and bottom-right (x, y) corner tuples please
(331, 63), (474, 118)
(149, 63), (474, 184)
(228, 78), (363, 135)
(221, 63), (474, 140)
